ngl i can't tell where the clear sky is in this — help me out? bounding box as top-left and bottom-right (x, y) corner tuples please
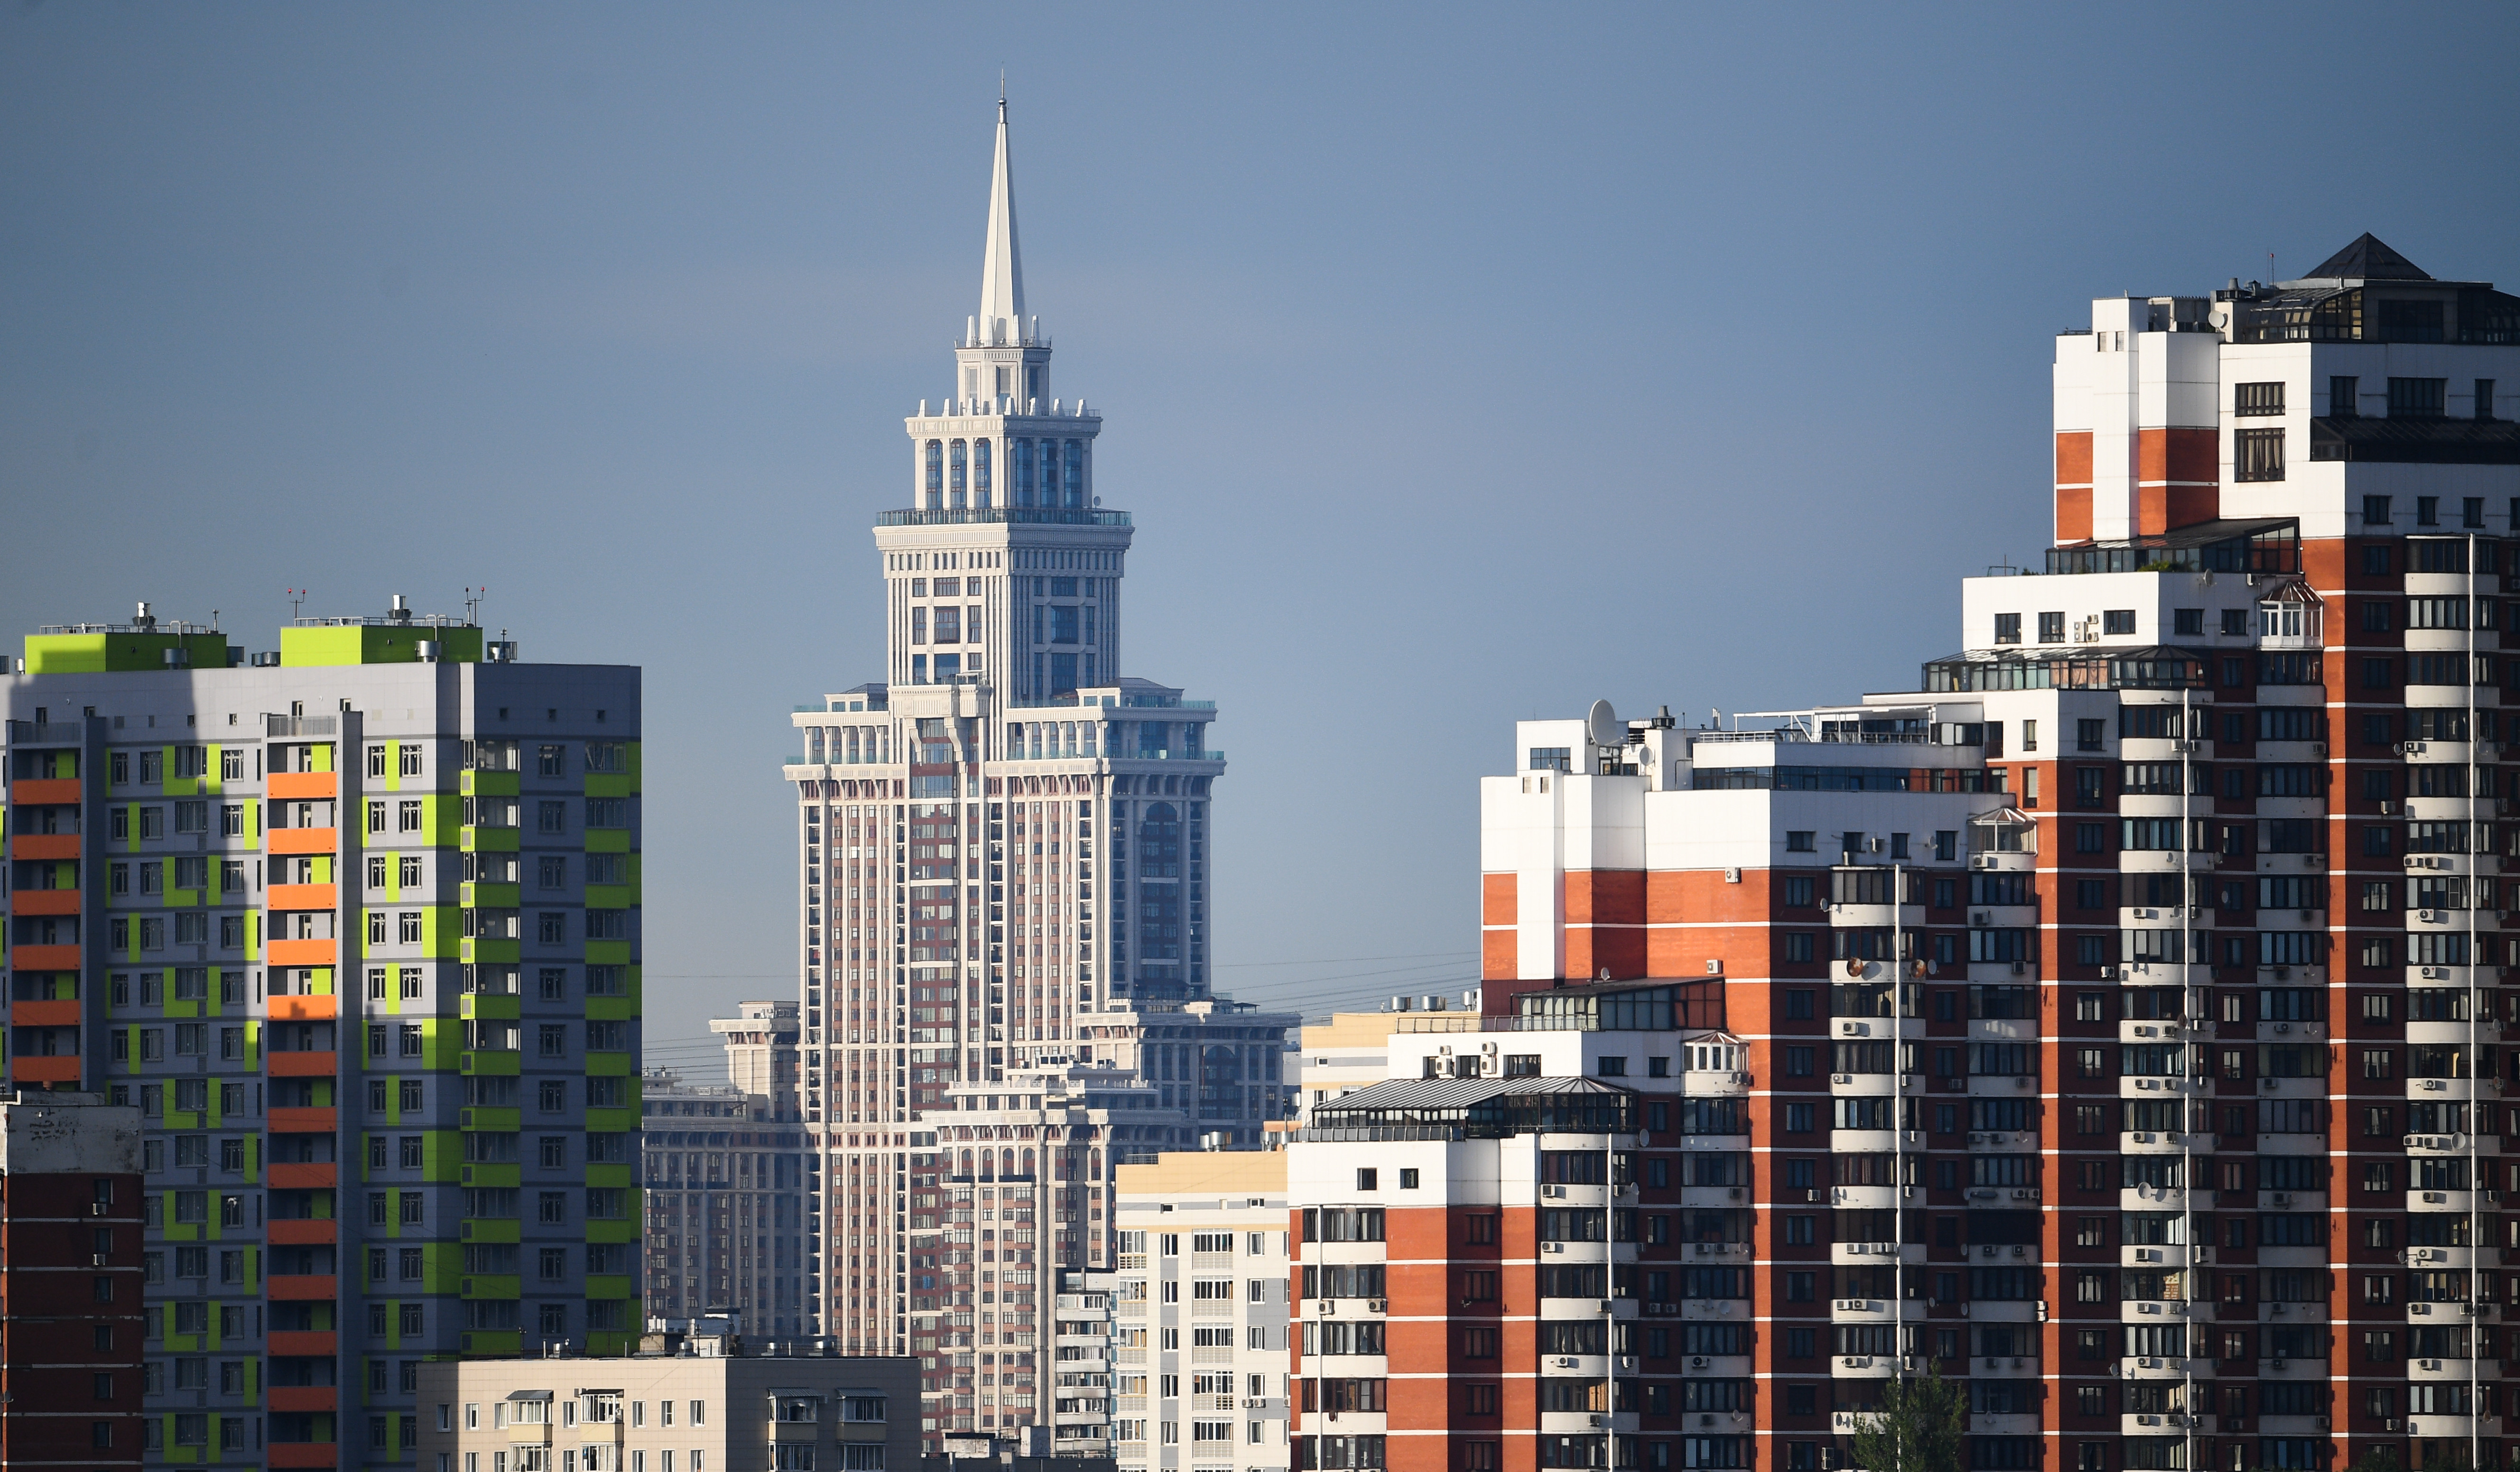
(5, 3), (2517, 1072)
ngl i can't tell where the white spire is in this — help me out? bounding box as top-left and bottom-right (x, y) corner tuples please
(977, 94), (1025, 343)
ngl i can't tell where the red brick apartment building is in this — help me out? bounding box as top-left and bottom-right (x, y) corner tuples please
(1287, 236), (2520, 1472)
(0, 1091), (146, 1472)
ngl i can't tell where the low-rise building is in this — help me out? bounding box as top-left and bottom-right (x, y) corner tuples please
(1110, 1150), (1289, 1472)
(416, 1346), (917, 1472)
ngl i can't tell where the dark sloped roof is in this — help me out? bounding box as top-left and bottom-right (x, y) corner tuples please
(2305, 232), (2432, 281)
(1314, 1075), (1625, 1113)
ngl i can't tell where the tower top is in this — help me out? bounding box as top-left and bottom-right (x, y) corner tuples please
(977, 96), (1026, 343)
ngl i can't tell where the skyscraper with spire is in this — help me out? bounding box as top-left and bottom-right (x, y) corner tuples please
(782, 100), (1295, 1445)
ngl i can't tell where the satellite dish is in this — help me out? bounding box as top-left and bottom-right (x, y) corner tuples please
(1587, 699), (1621, 748)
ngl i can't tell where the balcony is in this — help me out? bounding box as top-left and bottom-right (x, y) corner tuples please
(268, 826), (338, 855)
(1832, 1241), (1925, 1266)
(878, 507), (1129, 528)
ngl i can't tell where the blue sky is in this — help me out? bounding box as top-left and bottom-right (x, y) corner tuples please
(5, 3), (2516, 1068)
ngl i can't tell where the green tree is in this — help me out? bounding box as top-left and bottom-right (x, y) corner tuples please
(1844, 1366), (1965, 1472)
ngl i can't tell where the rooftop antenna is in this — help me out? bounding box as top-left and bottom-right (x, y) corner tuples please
(286, 589), (306, 621)
(465, 587), (485, 625)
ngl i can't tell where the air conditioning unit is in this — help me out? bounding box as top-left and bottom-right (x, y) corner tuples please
(2422, 909), (2445, 923)
(2099, 965), (2116, 979)
(2315, 1416), (2332, 1431)
(1553, 1356), (1580, 1369)
(1544, 1185), (1567, 1198)
(1973, 911), (1992, 926)
(2131, 1131), (2155, 1143)
(2137, 1356), (2160, 1369)
(2137, 1415), (2162, 1427)
(1689, 1356), (1710, 1370)
(1618, 1356), (1637, 1371)
(1367, 1299), (1387, 1313)
(1839, 1021), (1868, 1037)
(2420, 1358), (2443, 1370)
(1542, 1241), (1565, 1255)
(1832, 1073), (1854, 1084)
(1970, 856), (1992, 870)
(2274, 1021), (2290, 1034)
(2271, 1358), (2288, 1370)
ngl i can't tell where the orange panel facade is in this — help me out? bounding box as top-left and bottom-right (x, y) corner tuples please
(266, 770), (338, 800)
(9, 833), (80, 861)
(10, 944), (82, 971)
(266, 826), (337, 855)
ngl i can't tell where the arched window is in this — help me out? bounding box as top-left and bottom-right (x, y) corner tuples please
(949, 441), (968, 506)
(959, 1148), (975, 1177)
(1138, 803), (1184, 971)
(1063, 440), (1084, 506)
(973, 439), (992, 506)
(1014, 439), (1036, 506)
(1203, 1045), (1240, 1086)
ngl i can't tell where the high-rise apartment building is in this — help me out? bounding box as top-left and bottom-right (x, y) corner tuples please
(1, 601), (641, 1471)
(782, 100), (1293, 1427)
(1282, 235), (2520, 1472)
(640, 1002), (809, 1335)
(0, 1089), (147, 1472)
(1109, 1149), (1291, 1472)
(911, 1060), (1188, 1443)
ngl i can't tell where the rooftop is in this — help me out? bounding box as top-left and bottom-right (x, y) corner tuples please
(1299, 1075), (1635, 1139)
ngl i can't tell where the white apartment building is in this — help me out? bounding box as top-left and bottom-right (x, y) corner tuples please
(780, 100), (1294, 1440)
(1049, 1268), (1117, 1457)
(1110, 1151), (1291, 1472)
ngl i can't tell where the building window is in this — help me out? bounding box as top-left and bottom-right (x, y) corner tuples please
(2103, 610), (2135, 635)
(2389, 377), (2447, 418)
(2233, 382), (2283, 417)
(1993, 613), (2020, 645)
(2038, 611), (2065, 643)
(2236, 428), (2284, 481)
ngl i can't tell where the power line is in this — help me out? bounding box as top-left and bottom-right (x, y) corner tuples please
(1214, 949), (1473, 970)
